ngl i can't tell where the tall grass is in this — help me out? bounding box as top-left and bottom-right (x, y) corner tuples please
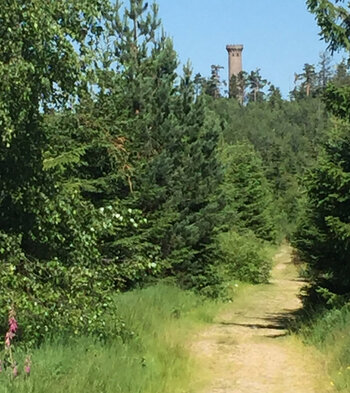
(300, 304), (350, 392)
(0, 284), (217, 393)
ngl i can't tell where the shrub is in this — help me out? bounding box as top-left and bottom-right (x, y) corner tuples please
(218, 230), (271, 284)
(0, 230), (121, 346)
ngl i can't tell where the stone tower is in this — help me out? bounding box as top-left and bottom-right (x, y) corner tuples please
(226, 44), (243, 82)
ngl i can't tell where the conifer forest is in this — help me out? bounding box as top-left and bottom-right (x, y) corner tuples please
(1, 1), (350, 392)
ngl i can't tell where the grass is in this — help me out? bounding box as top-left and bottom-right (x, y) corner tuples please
(0, 284), (218, 393)
(299, 304), (350, 392)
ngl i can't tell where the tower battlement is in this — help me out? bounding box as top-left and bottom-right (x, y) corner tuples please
(226, 44), (244, 51)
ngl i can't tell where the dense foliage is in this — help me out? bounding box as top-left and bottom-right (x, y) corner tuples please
(292, 0), (350, 305)
(293, 120), (350, 300)
(307, 0), (350, 52)
(0, 0), (338, 351)
(211, 96), (329, 233)
(0, 0), (268, 345)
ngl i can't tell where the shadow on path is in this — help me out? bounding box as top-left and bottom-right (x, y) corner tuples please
(219, 307), (300, 339)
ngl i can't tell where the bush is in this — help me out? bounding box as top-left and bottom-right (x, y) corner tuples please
(0, 183), (165, 346)
(218, 230), (271, 284)
(0, 231), (121, 346)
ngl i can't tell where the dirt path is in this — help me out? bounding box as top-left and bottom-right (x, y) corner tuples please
(192, 244), (333, 393)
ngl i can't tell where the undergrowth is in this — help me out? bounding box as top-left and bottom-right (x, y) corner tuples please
(0, 284), (218, 393)
(218, 230), (273, 284)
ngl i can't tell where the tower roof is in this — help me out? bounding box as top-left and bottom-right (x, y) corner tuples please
(226, 44), (243, 51)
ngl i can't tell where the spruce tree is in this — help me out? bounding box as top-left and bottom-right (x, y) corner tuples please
(220, 142), (276, 241)
(167, 65), (224, 291)
(293, 119), (350, 297)
(46, 0), (224, 292)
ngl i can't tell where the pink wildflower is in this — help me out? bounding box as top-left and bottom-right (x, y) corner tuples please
(8, 308), (17, 332)
(4, 306), (19, 376)
(5, 331), (14, 347)
(8, 317), (18, 334)
(24, 357), (31, 376)
(5, 307), (17, 347)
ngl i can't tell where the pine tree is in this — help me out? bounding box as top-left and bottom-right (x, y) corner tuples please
(318, 51), (333, 89)
(229, 71), (247, 103)
(268, 85), (283, 108)
(333, 60), (350, 87)
(205, 65), (224, 98)
(292, 63), (317, 99)
(247, 69), (268, 103)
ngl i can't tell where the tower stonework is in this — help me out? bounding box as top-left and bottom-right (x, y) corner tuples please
(226, 44), (243, 82)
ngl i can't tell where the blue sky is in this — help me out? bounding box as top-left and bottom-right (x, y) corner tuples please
(156, 0), (344, 97)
